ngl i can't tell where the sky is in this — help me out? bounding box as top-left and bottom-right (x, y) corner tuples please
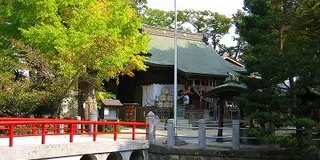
(147, 0), (244, 47)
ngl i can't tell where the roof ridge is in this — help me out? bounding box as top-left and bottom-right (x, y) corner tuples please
(142, 25), (204, 42)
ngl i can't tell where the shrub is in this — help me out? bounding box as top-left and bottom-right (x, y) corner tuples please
(293, 117), (317, 128)
(262, 134), (287, 144)
(247, 127), (265, 137)
(103, 125), (123, 133)
(278, 135), (318, 156)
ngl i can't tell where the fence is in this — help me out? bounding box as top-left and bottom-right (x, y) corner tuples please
(0, 117), (150, 147)
(165, 119), (239, 149)
(159, 119), (314, 150)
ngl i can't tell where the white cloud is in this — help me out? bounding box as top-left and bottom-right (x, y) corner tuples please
(147, 0), (244, 47)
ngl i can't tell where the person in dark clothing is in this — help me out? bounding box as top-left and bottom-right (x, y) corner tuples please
(169, 110), (174, 119)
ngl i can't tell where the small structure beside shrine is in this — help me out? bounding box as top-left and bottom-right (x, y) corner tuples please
(99, 99), (123, 121)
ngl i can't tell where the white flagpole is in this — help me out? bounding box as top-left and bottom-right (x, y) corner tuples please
(174, 0), (178, 134)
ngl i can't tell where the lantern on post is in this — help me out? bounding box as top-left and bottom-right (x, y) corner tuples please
(183, 95), (190, 105)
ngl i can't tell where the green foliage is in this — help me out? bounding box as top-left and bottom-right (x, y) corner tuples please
(0, 0), (150, 115)
(96, 91), (116, 108)
(278, 135), (318, 156)
(96, 91), (116, 102)
(293, 117), (317, 128)
(142, 9), (174, 28)
(131, 0), (148, 13)
(183, 10), (232, 50)
(103, 125), (123, 133)
(247, 127), (265, 137)
(0, 82), (58, 116)
(262, 134), (287, 144)
(0, 39), (68, 116)
(1, 0), (150, 78)
(142, 9), (232, 49)
(219, 10), (248, 59)
(0, 38), (19, 85)
(235, 0), (320, 131)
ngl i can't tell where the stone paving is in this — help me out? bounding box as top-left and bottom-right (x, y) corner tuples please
(115, 127), (274, 150)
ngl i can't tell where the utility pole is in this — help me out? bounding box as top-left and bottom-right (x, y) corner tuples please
(173, 0), (178, 134)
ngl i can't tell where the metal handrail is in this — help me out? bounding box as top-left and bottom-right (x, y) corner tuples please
(186, 109), (199, 127)
(174, 126), (232, 130)
(239, 127), (305, 131)
(175, 135), (232, 139)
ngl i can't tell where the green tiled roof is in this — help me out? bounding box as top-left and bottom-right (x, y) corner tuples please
(213, 82), (248, 91)
(147, 35), (246, 77)
(203, 82), (248, 97)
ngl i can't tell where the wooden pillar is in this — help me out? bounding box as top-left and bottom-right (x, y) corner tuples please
(200, 79), (202, 108)
(205, 79), (207, 108)
(217, 99), (224, 142)
(184, 78), (188, 91)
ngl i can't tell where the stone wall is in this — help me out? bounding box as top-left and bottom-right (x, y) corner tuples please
(148, 143), (313, 160)
(1, 138), (149, 160)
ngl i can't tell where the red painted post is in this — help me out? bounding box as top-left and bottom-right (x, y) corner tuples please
(32, 124), (36, 135)
(113, 124), (117, 141)
(132, 125), (136, 140)
(41, 123), (46, 144)
(9, 124), (14, 147)
(93, 124), (97, 142)
(70, 124), (74, 143)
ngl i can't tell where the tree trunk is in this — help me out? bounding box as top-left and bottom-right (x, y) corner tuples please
(250, 118), (254, 128)
(267, 122), (275, 134)
(279, 25), (285, 50)
(78, 70), (98, 120)
(212, 36), (217, 50)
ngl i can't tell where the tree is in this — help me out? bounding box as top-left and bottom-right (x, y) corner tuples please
(142, 9), (174, 28)
(132, 0), (148, 13)
(142, 9), (188, 30)
(219, 10), (248, 59)
(142, 9), (232, 49)
(0, 0), (150, 118)
(183, 10), (232, 49)
(235, 0), (320, 133)
(0, 38), (68, 116)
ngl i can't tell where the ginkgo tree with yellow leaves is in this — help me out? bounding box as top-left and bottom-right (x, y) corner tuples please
(0, 0), (150, 117)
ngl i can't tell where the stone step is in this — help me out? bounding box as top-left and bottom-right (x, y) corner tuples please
(177, 119), (189, 124)
(156, 118), (189, 124)
(189, 120), (232, 128)
(177, 123), (192, 128)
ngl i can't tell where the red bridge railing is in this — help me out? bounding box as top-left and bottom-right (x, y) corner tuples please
(0, 118), (149, 147)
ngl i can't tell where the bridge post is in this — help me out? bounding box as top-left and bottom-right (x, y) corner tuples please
(90, 111), (98, 133)
(146, 111), (156, 144)
(232, 120), (240, 150)
(198, 119), (206, 149)
(167, 119), (175, 147)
